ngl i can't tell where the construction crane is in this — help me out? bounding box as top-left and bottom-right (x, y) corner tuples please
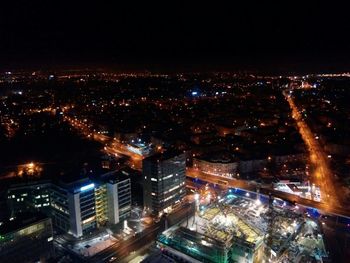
(264, 192), (276, 262)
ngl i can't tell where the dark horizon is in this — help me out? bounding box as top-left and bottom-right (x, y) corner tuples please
(2, 56), (350, 75)
(1, 1), (350, 73)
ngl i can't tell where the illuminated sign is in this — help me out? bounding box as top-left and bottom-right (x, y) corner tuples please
(80, 183), (95, 192)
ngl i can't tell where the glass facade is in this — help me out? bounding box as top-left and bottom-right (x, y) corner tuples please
(7, 182), (51, 216)
(117, 179), (132, 220)
(50, 184), (70, 232)
(143, 152), (186, 215)
(5, 174), (132, 238)
(80, 186), (97, 235)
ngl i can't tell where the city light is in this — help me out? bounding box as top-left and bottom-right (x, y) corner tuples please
(80, 183), (95, 192)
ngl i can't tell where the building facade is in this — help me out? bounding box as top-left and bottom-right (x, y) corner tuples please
(51, 175), (132, 237)
(99, 170), (132, 225)
(193, 155), (238, 178)
(143, 151), (186, 216)
(0, 212), (53, 263)
(51, 179), (97, 237)
(7, 181), (51, 217)
(6, 171), (132, 238)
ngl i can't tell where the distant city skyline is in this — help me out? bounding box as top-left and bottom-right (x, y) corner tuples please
(1, 2), (350, 262)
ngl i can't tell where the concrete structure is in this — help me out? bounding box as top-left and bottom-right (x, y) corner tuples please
(193, 153), (238, 178)
(158, 208), (264, 263)
(143, 151), (186, 216)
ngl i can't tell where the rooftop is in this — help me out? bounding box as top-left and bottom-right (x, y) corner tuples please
(0, 212), (49, 236)
(143, 150), (185, 163)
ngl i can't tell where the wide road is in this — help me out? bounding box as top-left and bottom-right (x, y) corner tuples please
(88, 202), (195, 262)
(88, 222), (162, 263)
(284, 91), (340, 208)
(64, 114), (144, 170)
(186, 168), (350, 218)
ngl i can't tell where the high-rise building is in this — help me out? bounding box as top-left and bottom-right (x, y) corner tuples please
(5, 170), (132, 238)
(142, 151), (186, 216)
(0, 212), (54, 263)
(97, 169), (132, 226)
(50, 178), (97, 237)
(50, 172), (132, 237)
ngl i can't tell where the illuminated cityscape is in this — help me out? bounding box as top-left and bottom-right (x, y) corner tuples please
(1, 1), (350, 263)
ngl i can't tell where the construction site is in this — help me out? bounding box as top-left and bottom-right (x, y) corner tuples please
(157, 187), (328, 263)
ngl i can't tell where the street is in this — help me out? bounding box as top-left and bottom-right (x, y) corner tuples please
(186, 168), (350, 218)
(284, 90), (341, 208)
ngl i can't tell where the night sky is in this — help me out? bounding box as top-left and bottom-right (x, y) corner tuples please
(1, 1), (350, 72)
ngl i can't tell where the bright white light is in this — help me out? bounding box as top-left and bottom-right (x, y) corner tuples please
(194, 193), (200, 201)
(245, 192), (250, 197)
(255, 199), (261, 205)
(80, 183), (95, 192)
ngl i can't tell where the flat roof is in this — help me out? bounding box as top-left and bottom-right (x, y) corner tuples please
(0, 212), (49, 235)
(99, 169), (131, 183)
(143, 150), (184, 163)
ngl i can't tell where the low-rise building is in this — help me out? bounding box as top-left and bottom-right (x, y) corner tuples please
(0, 212), (53, 263)
(193, 152), (238, 177)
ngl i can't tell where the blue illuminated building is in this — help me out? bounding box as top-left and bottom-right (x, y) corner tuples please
(51, 178), (98, 237)
(45, 171), (131, 237)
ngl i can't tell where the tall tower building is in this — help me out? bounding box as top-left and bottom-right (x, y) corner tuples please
(142, 151), (186, 216)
